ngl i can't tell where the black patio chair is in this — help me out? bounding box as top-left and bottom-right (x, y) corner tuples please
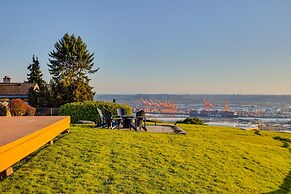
(96, 108), (119, 129)
(117, 107), (126, 117)
(116, 107), (135, 129)
(130, 109), (147, 131)
(114, 107), (126, 129)
(96, 108), (106, 128)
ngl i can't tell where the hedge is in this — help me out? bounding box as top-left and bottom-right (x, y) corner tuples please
(58, 101), (132, 124)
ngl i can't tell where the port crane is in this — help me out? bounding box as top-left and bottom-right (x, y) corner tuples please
(203, 98), (213, 110)
(203, 98), (232, 112)
(224, 99), (230, 112)
(140, 98), (178, 113)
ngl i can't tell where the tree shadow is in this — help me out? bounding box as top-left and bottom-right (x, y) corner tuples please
(264, 136), (291, 193)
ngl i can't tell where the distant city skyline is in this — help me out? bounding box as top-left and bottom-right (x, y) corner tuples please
(0, 0), (291, 95)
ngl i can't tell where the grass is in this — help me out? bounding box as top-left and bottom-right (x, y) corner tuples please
(1, 124), (291, 193)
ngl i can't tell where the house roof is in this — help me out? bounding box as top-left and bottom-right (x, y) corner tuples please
(0, 83), (38, 97)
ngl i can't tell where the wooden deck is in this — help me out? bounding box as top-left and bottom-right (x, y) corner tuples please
(0, 116), (70, 176)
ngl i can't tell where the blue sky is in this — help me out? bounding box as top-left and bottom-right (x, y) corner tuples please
(0, 0), (291, 94)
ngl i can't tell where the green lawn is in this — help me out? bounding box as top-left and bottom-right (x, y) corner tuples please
(1, 124), (291, 193)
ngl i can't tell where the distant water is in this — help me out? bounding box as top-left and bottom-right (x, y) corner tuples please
(206, 121), (258, 129)
(146, 115), (291, 123)
(237, 117), (291, 122)
(146, 117), (186, 123)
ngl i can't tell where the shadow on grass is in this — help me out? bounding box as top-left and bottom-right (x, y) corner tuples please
(0, 132), (69, 181)
(265, 136), (291, 193)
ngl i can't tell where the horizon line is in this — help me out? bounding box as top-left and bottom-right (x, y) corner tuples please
(95, 93), (291, 96)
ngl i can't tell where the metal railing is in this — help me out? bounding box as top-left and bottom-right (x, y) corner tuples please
(35, 108), (59, 116)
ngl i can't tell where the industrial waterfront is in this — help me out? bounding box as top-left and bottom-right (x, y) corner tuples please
(96, 94), (291, 132)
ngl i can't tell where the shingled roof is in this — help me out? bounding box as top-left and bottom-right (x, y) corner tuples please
(0, 83), (38, 98)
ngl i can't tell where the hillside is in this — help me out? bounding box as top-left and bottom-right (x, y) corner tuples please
(1, 125), (291, 193)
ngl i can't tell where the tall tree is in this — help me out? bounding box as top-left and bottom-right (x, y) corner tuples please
(27, 55), (53, 107)
(27, 55), (44, 88)
(48, 33), (99, 106)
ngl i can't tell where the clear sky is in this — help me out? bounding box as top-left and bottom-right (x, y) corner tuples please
(0, 0), (291, 95)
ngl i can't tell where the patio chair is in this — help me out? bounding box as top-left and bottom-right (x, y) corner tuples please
(96, 108), (106, 128)
(114, 108), (125, 129)
(116, 107), (137, 129)
(96, 108), (119, 129)
(130, 109), (147, 131)
(117, 107), (126, 117)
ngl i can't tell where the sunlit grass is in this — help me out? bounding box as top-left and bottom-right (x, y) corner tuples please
(1, 124), (291, 193)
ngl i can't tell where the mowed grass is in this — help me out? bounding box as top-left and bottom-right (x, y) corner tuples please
(1, 124), (291, 193)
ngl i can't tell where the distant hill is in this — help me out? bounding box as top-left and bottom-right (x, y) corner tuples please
(95, 94), (291, 108)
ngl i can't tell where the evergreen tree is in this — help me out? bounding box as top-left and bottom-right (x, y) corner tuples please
(48, 33), (99, 106)
(27, 55), (44, 88)
(27, 55), (53, 107)
(38, 82), (53, 107)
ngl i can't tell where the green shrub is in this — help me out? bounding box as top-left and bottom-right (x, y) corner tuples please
(176, 117), (204, 125)
(58, 101), (132, 124)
